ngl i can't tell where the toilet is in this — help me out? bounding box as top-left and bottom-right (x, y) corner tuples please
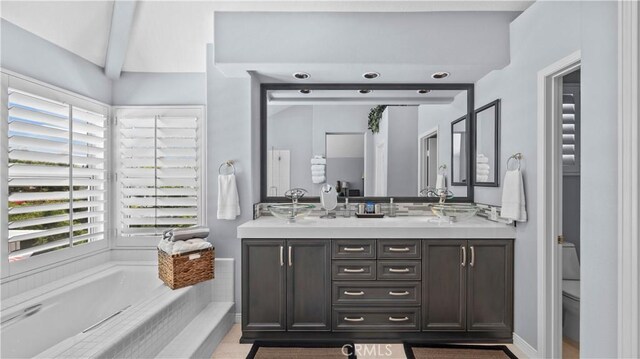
(562, 242), (580, 342)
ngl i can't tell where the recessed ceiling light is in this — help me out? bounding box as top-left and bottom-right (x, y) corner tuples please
(362, 72), (380, 79)
(431, 72), (450, 79)
(299, 89), (311, 94)
(417, 89), (431, 94)
(293, 72), (310, 80)
(358, 89), (372, 94)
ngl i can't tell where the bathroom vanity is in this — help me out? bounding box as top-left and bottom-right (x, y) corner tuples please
(237, 217), (515, 343)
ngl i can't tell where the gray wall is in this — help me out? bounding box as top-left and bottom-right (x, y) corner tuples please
(267, 105), (314, 192)
(386, 106), (419, 196)
(0, 19), (112, 104)
(470, 1), (618, 354)
(326, 158), (364, 195)
(112, 72), (206, 105)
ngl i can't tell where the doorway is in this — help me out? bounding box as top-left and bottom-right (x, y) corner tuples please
(418, 129), (438, 192)
(560, 69), (581, 359)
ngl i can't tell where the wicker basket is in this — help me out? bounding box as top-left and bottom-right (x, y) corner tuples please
(158, 247), (214, 290)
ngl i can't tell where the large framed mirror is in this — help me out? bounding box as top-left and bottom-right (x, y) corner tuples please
(261, 83), (475, 202)
(473, 99), (500, 187)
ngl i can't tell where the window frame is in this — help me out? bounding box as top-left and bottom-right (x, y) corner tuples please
(1, 70), (111, 278)
(112, 106), (207, 248)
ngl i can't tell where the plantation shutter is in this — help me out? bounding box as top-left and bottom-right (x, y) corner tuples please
(562, 84), (580, 174)
(7, 89), (106, 261)
(118, 112), (200, 238)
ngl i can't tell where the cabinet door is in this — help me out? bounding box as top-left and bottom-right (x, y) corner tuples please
(242, 239), (286, 331)
(467, 240), (514, 332)
(287, 239), (331, 331)
(422, 240), (467, 331)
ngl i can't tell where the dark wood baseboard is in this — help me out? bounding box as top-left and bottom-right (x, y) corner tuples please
(239, 330), (513, 344)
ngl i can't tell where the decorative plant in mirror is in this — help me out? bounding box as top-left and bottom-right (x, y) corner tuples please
(368, 105), (387, 134)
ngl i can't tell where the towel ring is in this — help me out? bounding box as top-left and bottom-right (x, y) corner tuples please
(507, 153), (523, 171)
(219, 160), (235, 175)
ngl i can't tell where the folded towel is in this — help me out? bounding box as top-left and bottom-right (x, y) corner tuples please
(476, 163), (490, 170)
(476, 175), (489, 182)
(312, 175), (326, 184)
(311, 170), (325, 176)
(158, 238), (212, 255)
(476, 169), (490, 175)
(311, 164), (325, 172)
(163, 226), (210, 242)
(311, 157), (326, 165)
(501, 169), (527, 222)
(217, 174), (241, 220)
(476, 155), (489, 164)
(436, 174), (446, 190)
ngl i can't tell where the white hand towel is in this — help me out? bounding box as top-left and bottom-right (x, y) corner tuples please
(435, 174), (446, 190)
(311, 170), (325, 176)
(217, 174), (241, 220)
(311, 158), (327, 165)
(501, 169), (527, 222)
(311, 164), (326, 172)
(312, 175), (326, 184)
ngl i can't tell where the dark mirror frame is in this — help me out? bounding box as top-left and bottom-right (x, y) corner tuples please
(260, 83), (475, 203)
(450, 115), (468, 186)
(473, 99), (501, 187)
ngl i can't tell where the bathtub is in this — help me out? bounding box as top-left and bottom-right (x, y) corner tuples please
(1, 262), (214, 358)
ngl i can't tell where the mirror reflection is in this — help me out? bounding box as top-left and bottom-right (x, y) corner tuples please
(451, 116), (468, 185)
(264, 88), (471, 199)
(474, 99), (500, 186)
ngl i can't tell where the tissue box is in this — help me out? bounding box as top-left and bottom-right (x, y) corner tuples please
(158, 247), (214, 289)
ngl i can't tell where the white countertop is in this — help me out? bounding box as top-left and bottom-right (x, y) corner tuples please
(237, 216), (515, 239)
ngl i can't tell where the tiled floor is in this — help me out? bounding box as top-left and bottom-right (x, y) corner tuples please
(211, 324), (529, 359)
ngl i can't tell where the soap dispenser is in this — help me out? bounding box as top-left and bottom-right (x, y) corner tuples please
(389, 198), (397, 217)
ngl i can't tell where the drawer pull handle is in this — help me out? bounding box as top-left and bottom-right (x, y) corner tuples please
(343, 247), (365, 252)
(388, 247), (410, 252)
(389, 316), (410, 322)
(388, 268), (410, 273)
(343, 268), (365, 273)
(344, 317), (364, 322)
(344, 291), (365, 296)
(389, 291), (410, 296)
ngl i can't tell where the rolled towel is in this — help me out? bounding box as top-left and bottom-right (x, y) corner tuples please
(312, 170), (325, 176)
(163, 226), (210, 242)
(311, 157), (326, 165)
(311, 164), (325, 172)
(501, 169), (527, 222)
(476, 175), (489, 182)
(476, 163), (490, 171)
(312, 175), (326, 184)
(476, 155), (489, 164)
(435, 174), (446, 190)
(476, 168), (490, 175)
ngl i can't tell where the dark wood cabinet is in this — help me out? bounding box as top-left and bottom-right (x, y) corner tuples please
(286, 239), (331, 331)
(242, 238), (513, 342)
(467, 240), (513, 332)
(242, 239), (286, 331)
(242, 239), (331, 332)
(423, 240), (467, 331)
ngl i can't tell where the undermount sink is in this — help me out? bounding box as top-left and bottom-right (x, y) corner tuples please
(430, 203), (479, 223)
(268, 203), (316, 223)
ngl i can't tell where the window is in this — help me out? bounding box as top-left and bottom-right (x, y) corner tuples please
(4, 79), (107, 262)
(115, 107), (205, 242)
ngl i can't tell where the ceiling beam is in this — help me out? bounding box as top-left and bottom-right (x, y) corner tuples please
(104, 0), (137, 79)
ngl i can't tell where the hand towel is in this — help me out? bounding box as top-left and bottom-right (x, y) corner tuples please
(163, 226), (210, 242)
(501, 169), (527, 222)
(217, 174), (241, 220)
(312, 175), (326, 184)
(476, 163), (490, 171)
(476, 155), (489, 164)
(311, 169), (325, 175)
(311, 158), (327, 165)
(311, 164), (326, 172)
(435, 174), (446, 190)
(476, 168), (490, 176)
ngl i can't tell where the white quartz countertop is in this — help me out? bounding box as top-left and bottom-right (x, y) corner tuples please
(237, 216), (515, 239)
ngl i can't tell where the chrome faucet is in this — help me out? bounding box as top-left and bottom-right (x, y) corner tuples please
(284, 188), (307, 204)
(420, 187), (454, 204)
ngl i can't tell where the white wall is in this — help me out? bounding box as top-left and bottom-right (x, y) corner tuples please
(469, 1), (618, 355)
(112, 72), (206, 105)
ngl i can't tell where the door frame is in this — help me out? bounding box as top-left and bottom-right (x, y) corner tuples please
(418, 127), (438, 193)
(536, 51), (581, 359)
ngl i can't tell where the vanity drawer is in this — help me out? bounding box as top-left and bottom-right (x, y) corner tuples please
(333, 307), (421, 331)
(377, 260), (422, 280)
(332, 260), (376, 280)
(332, 240), (376, 259)
(332, 281), (421, 305)
(377, 240), (421, 259)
